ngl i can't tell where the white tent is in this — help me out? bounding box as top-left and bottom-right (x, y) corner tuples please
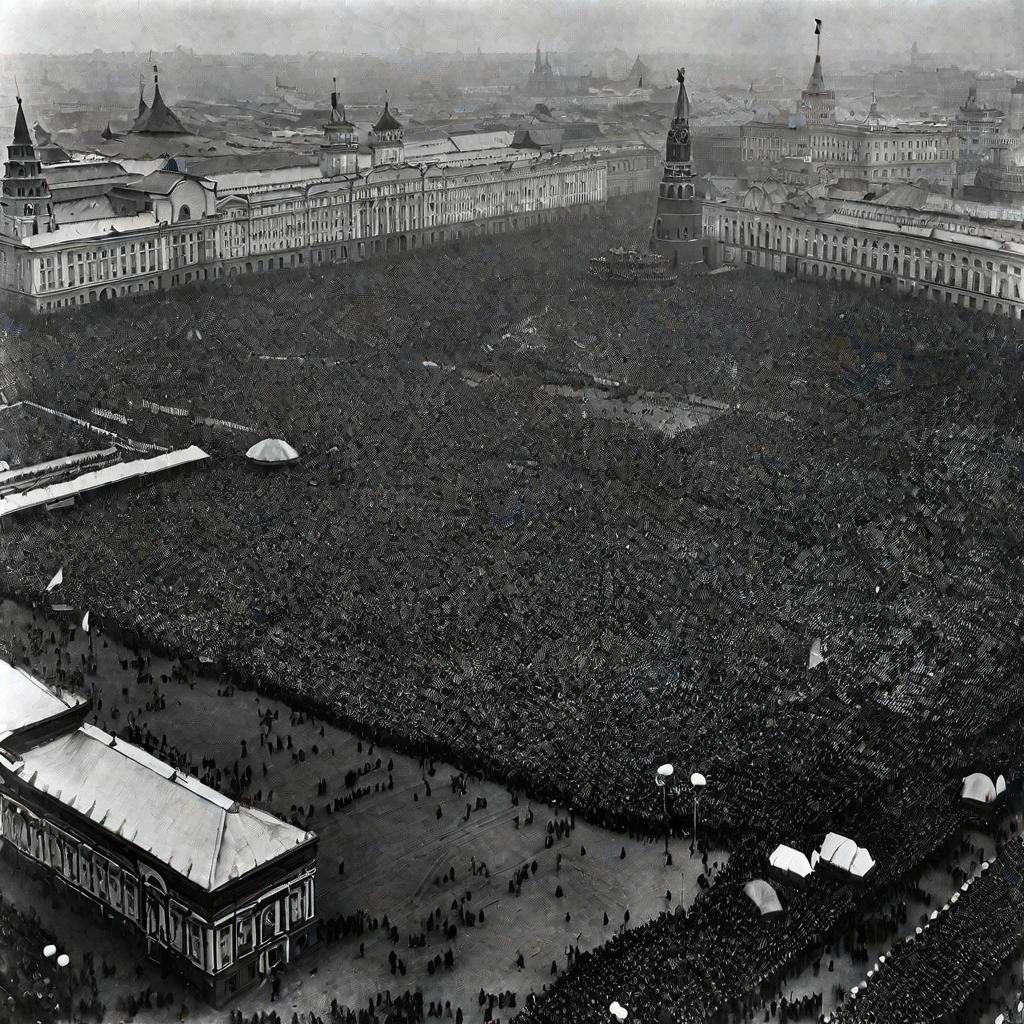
(769, 844), (813, 879)
(246, 438), (299, 465)
(961, 772), (997, 804)
(820, 832), (859, 872)
(849, 847), (876, 878)
(996, 774), (1007, 796)
(744, 879), (784, 917)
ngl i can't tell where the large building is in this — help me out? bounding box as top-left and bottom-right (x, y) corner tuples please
(692, 31), (960, 191)
(0, 76), (657, 314)
(0, 658), (318, 1006)
(649, 68), (706, 271)
(968, 82), (1024, 208)
(702, 179), (1024, 320)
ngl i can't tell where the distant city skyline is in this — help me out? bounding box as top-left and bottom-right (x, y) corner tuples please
(3, 0), (1024, 60)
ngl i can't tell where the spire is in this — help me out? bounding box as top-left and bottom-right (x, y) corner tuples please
(807, 19), (825, 92)
(13, 91), (31, 145)
(130, 64), (187, 134)
(138, 74), (148, 117)
(535, 42), (542, 73)
(544, 51), (552, 73)
(672, 66), (690, 123)
(101, 120), (114, 140)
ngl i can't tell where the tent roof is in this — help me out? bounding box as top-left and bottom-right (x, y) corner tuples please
(246, 438), (299, 463)
(769, 844), (812, 878)
(744, 879), (783, 916)
(820, 831), (859, 871)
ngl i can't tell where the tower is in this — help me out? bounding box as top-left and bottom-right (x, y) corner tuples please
(649, 67), (705, 271)
(535, 42), (542, 74)
(130, 66), (187, 135)
(1006, 80), (1024, 135)
(1, 93), (56, 240)
(370, 95), (404, 167)
(320, 78), (359, 177)
(800, 20), (836, 126)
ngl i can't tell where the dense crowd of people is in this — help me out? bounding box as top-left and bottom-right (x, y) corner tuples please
(830, 836), (1024, 1024)
(0, 893), (92, 1024)
(4, 193), (1024, 1022)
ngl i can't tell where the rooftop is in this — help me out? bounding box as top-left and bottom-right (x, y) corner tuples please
(0, 660), (86, 742)
(9, 722), (315, 890)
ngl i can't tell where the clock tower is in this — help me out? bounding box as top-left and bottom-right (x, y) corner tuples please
(650, 67), (705, 271)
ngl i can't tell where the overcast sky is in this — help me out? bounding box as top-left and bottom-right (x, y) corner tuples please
(3, 0), (1024, 59)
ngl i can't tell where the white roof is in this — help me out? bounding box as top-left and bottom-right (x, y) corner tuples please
(819, 831), (875, 875)
(769, 844), (813, 878)
(21, 212), (159, 249)
(0, 659), (85, 741)
(246, 438), (299, 463)
(0, 448), (117, 487)
(0, 446), (208, 519)
(15, 723), (314, 890)
(849, 848), (876, 877)
(961, 772), (997, 803)
(820, 832), (859, 872)
(996, 774), (1007, 795)
(744, 878), (783, 916)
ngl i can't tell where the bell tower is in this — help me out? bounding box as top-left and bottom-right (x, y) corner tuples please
(370, 95), (405, 168)
(1, 93), (56, 240)
(649, 67), (705, 271)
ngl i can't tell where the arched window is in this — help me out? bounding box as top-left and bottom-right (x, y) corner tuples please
(177, 205), (191, 222)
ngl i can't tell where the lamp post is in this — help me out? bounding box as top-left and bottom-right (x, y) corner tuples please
(655, 764), (674, 856)
(43, 945), (71, 1022)
(690, 772), (706, 854)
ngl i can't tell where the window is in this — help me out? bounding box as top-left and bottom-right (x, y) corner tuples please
(289, 886), (306, 926)
(165, 904), (186, 952)
(236, 912), (256, 957)
(218, 924), (234, 968)
(260, 903), (279, 944)
(123, 875), (138, 920)
(188, 920), (205, 966)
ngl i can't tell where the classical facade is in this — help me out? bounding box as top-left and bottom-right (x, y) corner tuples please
(702, 182), (1024, 319)
(697, 33), (959, 189)
(0, 82), (654, 314)
(0, 659), (318, 1007)
(649, 67), (706, 271)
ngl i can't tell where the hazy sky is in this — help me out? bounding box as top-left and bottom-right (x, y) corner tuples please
(3, 0), (1024, 59)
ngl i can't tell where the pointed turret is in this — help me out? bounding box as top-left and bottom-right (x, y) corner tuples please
(13, 94), (31, 145)
(649, 66), (705, 273)
(535, 42), (543, 73)
(799, 19), (835, 125)
(130, 65), (188, 134)
(101, 120), (115, 141)
(370, 93), (405, 168)
(2, 93), (56, 240)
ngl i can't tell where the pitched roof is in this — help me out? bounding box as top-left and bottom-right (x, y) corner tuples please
(13, 723), (315, 890)
(372, 101), (403, 133)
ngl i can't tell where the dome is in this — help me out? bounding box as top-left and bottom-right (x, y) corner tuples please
(246, 438), (299, 465)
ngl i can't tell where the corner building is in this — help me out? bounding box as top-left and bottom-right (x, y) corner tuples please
(0, 660), (318, 1007)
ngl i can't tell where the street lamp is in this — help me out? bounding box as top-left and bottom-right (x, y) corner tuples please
(690, 772), (706, 853)
(43, 945), (71, 1022)
(655, 764), (674, 855)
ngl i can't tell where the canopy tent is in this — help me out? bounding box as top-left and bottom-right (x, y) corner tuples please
(744, 878), (784, 917)
(245, 438), (300, 465)
(818, 831), (876, 880)
(768, 844), (813, 887)
(961, 772), (997, 804)
(820, 832), (859, 872)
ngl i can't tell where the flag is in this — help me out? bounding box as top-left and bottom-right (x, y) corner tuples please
(809, 638), (825, 669)
(45, 568), (63, 593)
(82, 611), (90, 633)
(814, 18), (822, 33)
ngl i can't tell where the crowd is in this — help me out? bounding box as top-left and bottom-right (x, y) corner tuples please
(4, 193), (1024, 1022)
(830, 836), (1024, 1024)
(0, 892), (92, 1024)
